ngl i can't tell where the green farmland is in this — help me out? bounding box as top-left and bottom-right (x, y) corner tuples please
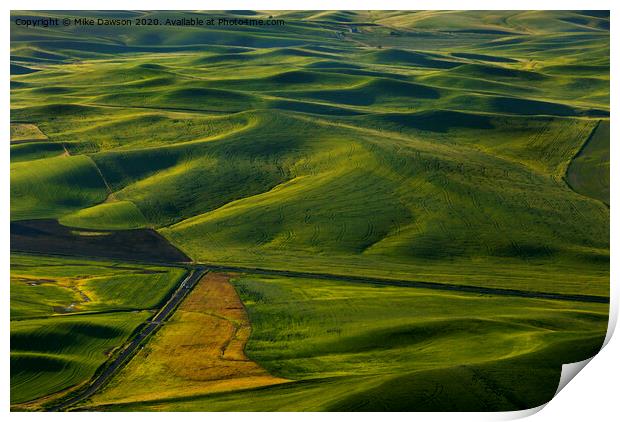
(10, 254), (186, 407)
(83, 273), (607, 411)
(10, 10), (609, 411)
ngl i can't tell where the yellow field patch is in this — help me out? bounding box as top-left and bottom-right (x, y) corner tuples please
(87, 272), (288, 406)
(10, 123), (47, 142)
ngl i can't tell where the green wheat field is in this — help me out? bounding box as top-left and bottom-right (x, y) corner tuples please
(10, 10), (609, 411)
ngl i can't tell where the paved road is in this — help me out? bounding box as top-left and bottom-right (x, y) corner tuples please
(18, 250), (606, 305)
(37, 256), (606, 411)
(49, 266), (208, 411)
(205, 264), (609, 304)
(22, 244), (607, 306)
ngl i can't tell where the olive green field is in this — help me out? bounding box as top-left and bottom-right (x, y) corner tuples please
(10, 10), (610, 411)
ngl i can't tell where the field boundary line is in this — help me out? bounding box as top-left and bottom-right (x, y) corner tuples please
(205, 264), (609, 304)
(86, 156), (114, 197)
(46, 266), (208, 411)
(563, 119), (609, 208)
(10, 249), (607, 304)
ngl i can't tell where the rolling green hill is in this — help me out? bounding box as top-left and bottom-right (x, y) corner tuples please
(82, 273), (607, 411)
(566, 120), (610, 205)
(10, 10), (609, 411)
(11, 311), (150, 405)
(10, 254), (186, 407)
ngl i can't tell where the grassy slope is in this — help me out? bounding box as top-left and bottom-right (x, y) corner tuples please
(566, 120), (610, 205)
(11, 311), (149, 405)
(10, 254), (186, 406)
(11, 254), (186, 317)
(10, 11), (609, 297)
(83, 273), (607, 411)
(10, 123), (47, 141)
(86, 273), (287, 407)
(59, 200), (149, 230)
(11, 154), (108, 221)
(10, 10), (610, 410)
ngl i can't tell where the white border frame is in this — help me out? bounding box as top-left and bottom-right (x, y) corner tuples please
(3, 2), (616, 421)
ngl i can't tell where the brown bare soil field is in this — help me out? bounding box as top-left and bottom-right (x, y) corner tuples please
(11, 219), (190, 263)
(86, 272), (288, 406)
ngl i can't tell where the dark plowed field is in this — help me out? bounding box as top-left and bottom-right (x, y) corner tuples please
(10, 219), (190, 263)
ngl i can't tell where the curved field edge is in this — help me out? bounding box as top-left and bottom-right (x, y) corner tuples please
(10, 311), (150, 406)
(10, 11), (610, 411)
(84, 273), (288, 407)
(76, 273), (607, 411)
(11, 10), (610, 301)
(566, 120), (610, 205)
(10, 254), (189, 407)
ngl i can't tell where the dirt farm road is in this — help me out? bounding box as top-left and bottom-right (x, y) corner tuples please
(49, 266), (208, 411)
